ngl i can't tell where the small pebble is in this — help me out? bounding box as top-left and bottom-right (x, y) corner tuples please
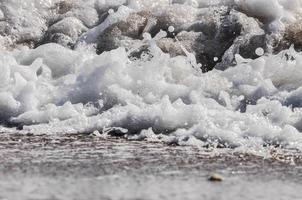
(208, 173), (224, 182)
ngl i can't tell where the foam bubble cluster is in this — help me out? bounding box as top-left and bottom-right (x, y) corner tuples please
(0, 0), (302, 153)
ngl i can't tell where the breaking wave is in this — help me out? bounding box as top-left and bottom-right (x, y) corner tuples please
(1, 0), (302, 152)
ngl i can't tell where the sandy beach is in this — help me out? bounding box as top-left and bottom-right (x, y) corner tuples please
(0, 133), (301, 200)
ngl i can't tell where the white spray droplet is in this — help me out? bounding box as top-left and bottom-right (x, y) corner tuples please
(143, 32), (152, 40)
(108, 9), (114, 14)
(255, 47), (264, 56)
(168, 26), (175, 33)
(214, 57), (218, 62)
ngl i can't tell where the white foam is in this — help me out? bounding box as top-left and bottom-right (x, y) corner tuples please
(2, 41), (301, 151)
(0, 0), (302, 153)
(76, 5), (133, 45)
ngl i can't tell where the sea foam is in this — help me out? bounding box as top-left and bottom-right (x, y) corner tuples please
(0, 0), (302, 152)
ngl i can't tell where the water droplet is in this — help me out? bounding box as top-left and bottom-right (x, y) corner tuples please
(168, 26), (175, 33)
(108, 9), (114, 14)
(255, 47), (264, 56)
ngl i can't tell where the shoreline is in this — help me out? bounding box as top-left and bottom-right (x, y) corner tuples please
(0, 133), (302, 199)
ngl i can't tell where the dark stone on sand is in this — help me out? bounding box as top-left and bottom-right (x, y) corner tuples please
(208, 173), (224, 182)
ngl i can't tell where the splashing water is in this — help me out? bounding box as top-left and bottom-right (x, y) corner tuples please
(1, 0), (302, 154)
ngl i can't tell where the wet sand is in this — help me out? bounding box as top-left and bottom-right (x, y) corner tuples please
(0, 133), (302, 200)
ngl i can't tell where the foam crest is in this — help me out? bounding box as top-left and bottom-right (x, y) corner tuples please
(1, 0), (302, 153)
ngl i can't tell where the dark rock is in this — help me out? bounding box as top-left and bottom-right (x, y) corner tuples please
(208, 173), (224, 182)
(55, 1), (74, 15)
(44, 33), (74, 48)
(97, 11), (151, 54)
(94, 6), (268, 72)
(41, 17), (87, 47)
(281, 17), (302, 50)
(239, 34), (266, 59)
